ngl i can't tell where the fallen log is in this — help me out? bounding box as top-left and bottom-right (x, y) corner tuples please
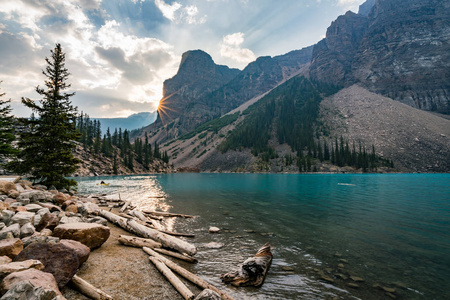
(70, 275), (113, 300)
(149, 256), (195, 300)
(143, 210), (195, 218)
(153, 248), (197, 263)
(98, 210), (197, 256)
(118, 235), (162, 249)
(145, 222), (195, 238)
(143, 247), (235, 300)
(220, 243), (273, 287)
(119, 201), (131, 213)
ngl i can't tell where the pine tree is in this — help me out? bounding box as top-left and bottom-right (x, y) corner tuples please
(0, 83), (17, 163)
(9, 44), (80, 189)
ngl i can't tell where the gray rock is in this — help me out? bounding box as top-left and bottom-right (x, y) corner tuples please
(208, 226), (221, 233)
(0, 224), (20, 239)
(24, 204), (43, 213)
(0, 280), (58, 300)
(14, 184), (26, 193)
(10, 212), (35, 226)
(194, 289), (221, 300)
(0, 210), (15, 226)
(22, 236), (60, 248)
(59, 216), (83, 224)
(203, 242), (224, 249)
(86, 216), (107, 226)
(20, 223), (35, 238)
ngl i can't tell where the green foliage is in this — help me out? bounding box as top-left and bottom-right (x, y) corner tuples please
(0, 82), (18, 162)
(180, 112), (239, 140)
(9, 44), (80, 189)
(219, 76), (331, 159)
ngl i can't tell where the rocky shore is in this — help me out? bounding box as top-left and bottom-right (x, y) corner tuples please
(0, 177), (235, 300)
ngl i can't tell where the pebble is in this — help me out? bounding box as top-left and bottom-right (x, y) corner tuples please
(321, 275), (334, 283)
(281, 266), (294, 271)
(347, 283), (359, 288)
(386, 292), (397, 299)
(338, 263), (345, 268)
(208, 227), (220, 233)
(382, 287), (396, 293)
(335, 273), (347, 280)
(339, 259), (349, 263)
(350, 276), (364, 282)
(334, 253), (342, 257)
(243, 229), (255, 233)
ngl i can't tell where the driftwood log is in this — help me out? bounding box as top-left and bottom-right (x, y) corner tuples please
(119, 201), (130, 213)
(149, 256), (195, 300)
(220, 243), (273, 287)
(143, 210), (195, 218)
(70, 275), (113, 300)
(97, 209), (197, 256)
(118, 235), (162, 249)
(143, 247), (235, 300)
(153, 248), (197, 263)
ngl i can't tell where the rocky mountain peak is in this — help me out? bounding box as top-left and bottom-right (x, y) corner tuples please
(177, 50), (217, 76)
(358, 0), (376, 16)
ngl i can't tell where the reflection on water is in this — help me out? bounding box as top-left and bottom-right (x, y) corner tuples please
(75, 173), (450, 300)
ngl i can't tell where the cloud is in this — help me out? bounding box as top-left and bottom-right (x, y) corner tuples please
(154, 0), (206, 24)
(220, 32), (256, 65)
(154, 0), (182, 21)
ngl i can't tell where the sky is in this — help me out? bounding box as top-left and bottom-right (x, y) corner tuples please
(0, 0), (366, 118)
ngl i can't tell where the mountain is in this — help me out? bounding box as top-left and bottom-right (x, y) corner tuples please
(310, 0), (450, 113)
(134, 0), (450, 173)
(95, 112), (157, 135)
(135, 46), (313, 143)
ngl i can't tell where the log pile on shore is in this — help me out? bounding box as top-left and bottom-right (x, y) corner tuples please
(1, 178), (271, 300)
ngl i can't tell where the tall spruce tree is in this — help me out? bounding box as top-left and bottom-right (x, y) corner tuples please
(9, 44), (80, 189)
(0, 82), (17, 163)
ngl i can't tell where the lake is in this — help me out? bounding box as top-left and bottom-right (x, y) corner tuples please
(75, 173), (450, 300)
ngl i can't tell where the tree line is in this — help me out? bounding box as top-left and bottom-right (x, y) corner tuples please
(219, 76), (393, 172)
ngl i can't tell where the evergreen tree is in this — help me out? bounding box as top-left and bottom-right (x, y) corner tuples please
(0, 83), (17, 163)
(9, 44), (80, 189)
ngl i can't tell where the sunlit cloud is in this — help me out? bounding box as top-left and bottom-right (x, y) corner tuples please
(220, 32), (256, 66)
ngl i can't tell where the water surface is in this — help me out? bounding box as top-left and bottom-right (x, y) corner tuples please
(76, 173), (450, 299)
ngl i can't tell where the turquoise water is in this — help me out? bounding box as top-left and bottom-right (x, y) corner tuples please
(75, 174), (450, 299)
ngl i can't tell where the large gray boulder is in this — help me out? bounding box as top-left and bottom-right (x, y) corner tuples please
(0, 224), (20, 239)
(0, 280), (59, 300)
(10, 212), (35, 226)
(0, 268), (62, 296)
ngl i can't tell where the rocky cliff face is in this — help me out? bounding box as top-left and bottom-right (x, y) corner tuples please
(310, 0), (450, 114)
(157, 50), (240, 124)
(137, 46), (313, 143)
(309, 11), (368, 86)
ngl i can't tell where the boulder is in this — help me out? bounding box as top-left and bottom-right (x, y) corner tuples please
(0, 238), (23, 259)
(59, 216), (83, 224)
(53, 193), (68, 205)
(24, 204), (43, 213)
(0, 268), (62, 295)
(10, 211), (35, 226)
(0, 256), (12, 265)
(3, 198), (16, 204)
(65, 204), (78, 214)
(194, 289), (221, 300)
(0, 210), (15, 226)
(78, 202), (100, 216)
(0, 259), (44, 280)
(52, 223), (110, 249)
(15, 206), (27, 212)
(7, 190), (20, 199)
(0, 223), (20, 239)
(0, 181), (16, 195)
(0, 280), (60, 300)
(39, 229), (53, 237)
(61, 200), (74, 210)
(14, 184), (25, 193)
(13, 242), (79, 288)
(35, 212), (59, 232)
(86, 216), (108, 226)
(20, 223), (36, 238)
(59, 239), (90, 265)
(38, 202), (62, 212)
(0, 201), (10, 211)
(33, 208), (50, 227)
